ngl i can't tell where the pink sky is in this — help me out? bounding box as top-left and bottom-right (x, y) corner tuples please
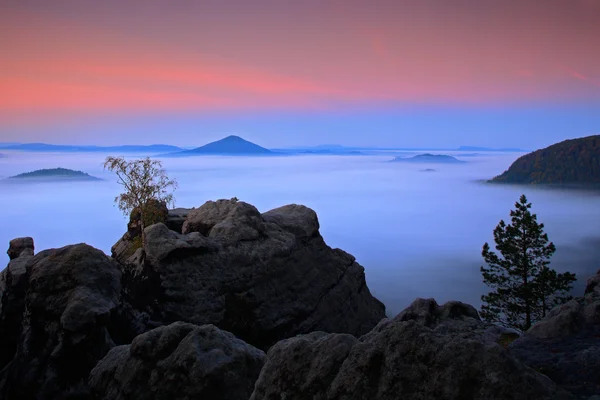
(0, 0), (599, 148)
(2, 0), (600, 120)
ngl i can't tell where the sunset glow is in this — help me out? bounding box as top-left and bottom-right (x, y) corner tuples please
(1, 0), (599, 146)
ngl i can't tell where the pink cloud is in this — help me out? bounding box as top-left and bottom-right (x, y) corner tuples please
(562, 67), (600, 88)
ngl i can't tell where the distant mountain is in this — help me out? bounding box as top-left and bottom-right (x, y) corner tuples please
(390, 154), (466, 164)
(0, 153), (5, 158)
(166, 135), (273, 156)
(0, 143), (183, 153)
(490, 135), (600, 187)
(456, 153), (481, 157)
(5, 168), (102, 182)
(457, 146), (525, 152)
(272, 148), (365, 156)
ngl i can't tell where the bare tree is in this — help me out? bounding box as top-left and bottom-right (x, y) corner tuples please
(104, 156), (178, 247)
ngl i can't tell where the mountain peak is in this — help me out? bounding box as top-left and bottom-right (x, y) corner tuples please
(221, 135), (246, 141)
(170, 135), (272, 156)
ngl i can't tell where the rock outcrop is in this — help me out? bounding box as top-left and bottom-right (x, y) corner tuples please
(111, 199), (169, 262)
(4, 198), (598, 399)
(89, 322), (265, 400)
(0, 244), (122, 399)
(0, 237), (34, 370)
(165, 207), (191, 233)
(251, 298), (574, 400)
(510, 269), (600, 398)
(115, 199), (386, 350)
(6, 237), (34, 260)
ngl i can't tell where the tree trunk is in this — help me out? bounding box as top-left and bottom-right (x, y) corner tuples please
(524, 275), (531, 330)
(139, 208), (146, 250)
(522, 228), (531, 331)
(542, 298), (546, 318)
(140, 220), (146, 248)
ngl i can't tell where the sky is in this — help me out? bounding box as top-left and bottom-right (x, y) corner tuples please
(1, 0), (599, 148)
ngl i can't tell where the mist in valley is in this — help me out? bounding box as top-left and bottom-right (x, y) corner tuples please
(1, 150), (599, 316)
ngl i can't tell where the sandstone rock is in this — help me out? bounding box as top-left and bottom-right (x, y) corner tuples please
(262, 204), (319, 240)
(182, 198), (266, 244)
(111, 200), (169, 264)
(0, 239), (34, 370)
(395, 297), (481, 325)
(0, 244), (122, 399)
(129, 199), (169, 237)
(89, 322), (265, 400)
(251, 299), (574, 400)
(165, 207), (191, 233)
(585, 269), (600, 295)
(119, 199), (386, 350)
(6, 237), (34, 260)
(510, 269), (600, 398)
(524, 268), (600, 341)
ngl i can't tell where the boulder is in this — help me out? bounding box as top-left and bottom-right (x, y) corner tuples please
(182, 198), (266, 244)
(118, 199), (386, 350)
(585, 268), (600, 295)
(0, 244), (122, 399)
(111, 200), (169, 264)
(262, 204), (319, 240)
(250, 298), (574, 400)
(6, 237), (34, 260)
(165, 207), (191, 233)
(510, 269), (600, 398)
(0, 238), (35, 370)
(89, 322), (265, 400)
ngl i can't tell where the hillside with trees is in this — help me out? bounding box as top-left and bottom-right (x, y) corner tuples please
(6, 168), (101, 181)
(491, 135), (600, 186)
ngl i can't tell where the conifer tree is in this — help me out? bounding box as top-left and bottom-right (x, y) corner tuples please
(480, 194), (576, 331)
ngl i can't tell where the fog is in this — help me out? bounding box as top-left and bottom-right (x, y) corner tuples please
(1, 151), (599, 316)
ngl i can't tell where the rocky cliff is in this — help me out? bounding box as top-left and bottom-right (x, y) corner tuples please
(0, 198), (598, 399)
(113, 199), (386, 350)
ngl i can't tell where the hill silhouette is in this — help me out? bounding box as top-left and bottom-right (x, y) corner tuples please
(390, 153), (465, 164)
(491, 135), (600, 186)
(167, 135), (272, 156)
(6, 168), (102, 182)
(0, 143), (183, 153)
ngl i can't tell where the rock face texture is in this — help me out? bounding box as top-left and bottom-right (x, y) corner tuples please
(117, 199), (386, 350)
(0, 244), (122, 399)
(251, 298), (574, 400)
(89, 322), (265, 400)
(0, 237), (35, 370)
(6, 237), (34, 260)
(111, 199), (169, 262)
(4, 198), (598, 399)
(165, 207), (191, 233)
(510, 269), (600, 398)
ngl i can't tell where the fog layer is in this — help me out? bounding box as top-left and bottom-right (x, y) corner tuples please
(1, 151), (599, 316)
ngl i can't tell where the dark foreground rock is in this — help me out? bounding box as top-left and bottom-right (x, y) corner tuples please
(0, 244), (122, 399)
(89, 322), (265, 400)
(251, 298), (574, 400)
(510, 269), (600, 398)
(116, 199), (386, 350)
(0, 237), (35, 370)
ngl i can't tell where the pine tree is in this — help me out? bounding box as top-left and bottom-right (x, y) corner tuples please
(480, 194), (576, 331)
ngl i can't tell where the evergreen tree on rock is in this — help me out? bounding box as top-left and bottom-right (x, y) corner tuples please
(480, 194), (576, 331)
